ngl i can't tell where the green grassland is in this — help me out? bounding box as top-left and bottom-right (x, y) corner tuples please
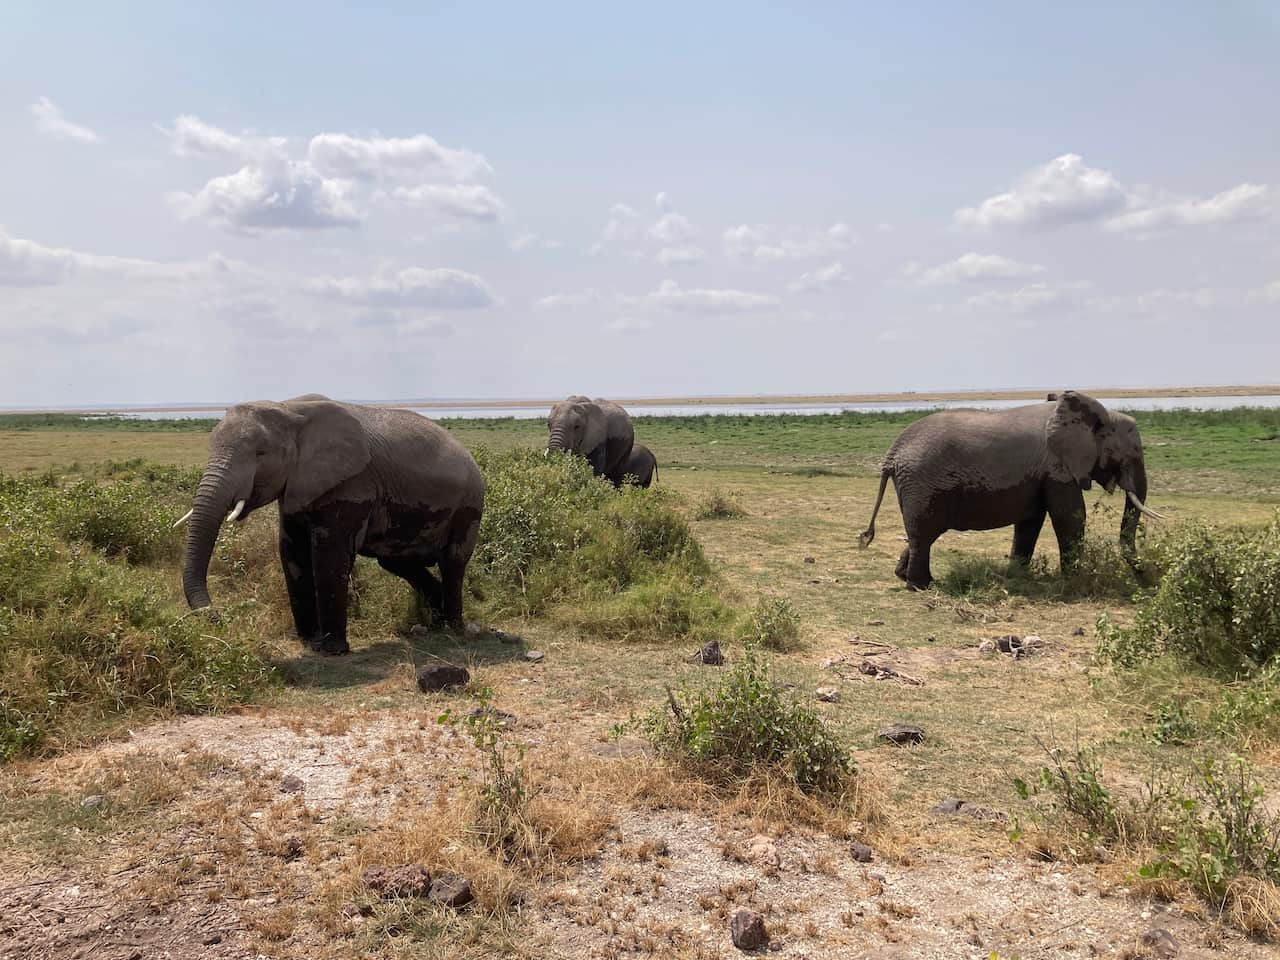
(3, 406), (1280, 953)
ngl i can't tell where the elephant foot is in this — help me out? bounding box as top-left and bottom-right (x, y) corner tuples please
(904, 578), (933, 592)
(304, 635), (351, 656)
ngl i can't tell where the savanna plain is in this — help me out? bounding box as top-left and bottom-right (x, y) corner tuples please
(2, 407), (1280, 960)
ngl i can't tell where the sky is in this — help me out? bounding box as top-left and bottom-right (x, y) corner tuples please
(2, 1), (1278, 407)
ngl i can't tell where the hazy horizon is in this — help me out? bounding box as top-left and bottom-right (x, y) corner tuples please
(3, 3), (1278, 408)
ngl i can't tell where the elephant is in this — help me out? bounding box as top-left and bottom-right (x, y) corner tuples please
(623, 443), (658, 488)
(858, 390), (1164, 590)
(176, 394), (484, 654)
(545, 395), (635, 487)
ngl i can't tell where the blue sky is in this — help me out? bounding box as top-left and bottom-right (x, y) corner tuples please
(2, 2), (1277, 406)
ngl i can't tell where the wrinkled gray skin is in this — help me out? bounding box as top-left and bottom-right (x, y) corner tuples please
(546, 396), (635, 487)
(623, 443), (657, 488)
(859, 391), (1156, 590)
(180, 394), (484, 654)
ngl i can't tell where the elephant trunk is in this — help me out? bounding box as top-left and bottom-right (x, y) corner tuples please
(1118, 458), (1148, 561)
(547, 425), (567, 453)
(181, 454), (246, 610)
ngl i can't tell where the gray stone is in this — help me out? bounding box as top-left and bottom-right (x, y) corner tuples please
(815, 686), (841, 703)
(80, 794), (107, 811)
(1140, 928), (1179, 958)
(362, 864), (432, 898)
(467, 706), (516, 726)
(803, 556), (816, 564)
(877, 723), (925, 746)
(279, 775), (304, 794)
(525, 649), (545, 663)
(930, 797), (1006, 822)
(697, 639), (725, 665)
(416, 663), (470, 692)
(429, 873), (474, 909)
(867, 619), (885, 626)
(1072, 626), (1086, 637)
(730, 909), (769, 951)
(850, 841), (874, 863)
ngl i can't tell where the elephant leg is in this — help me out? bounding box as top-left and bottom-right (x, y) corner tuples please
(895, 547), (911, 582)
(1010, 510), (1047, 567)
(279, 513), (319, 645)
(903, 535), (936, 591)
(309, 512), (363, 656)
(377, 556), (445, 619)
(439, 515), (480, 630)
(1046, 483), (1087, 573)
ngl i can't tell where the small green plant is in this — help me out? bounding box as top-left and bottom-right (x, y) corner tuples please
(1014, 739), (1124, 843)
(642, 644), (854, 794)
(739, 596), (801, 651)
(693, 487), (746, 520)
(1149, 697), (1197, 745)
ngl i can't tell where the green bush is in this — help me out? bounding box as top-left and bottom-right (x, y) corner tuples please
(0, 475), (273, 761)
(1097, 515), (1280, 674)
(739, 596), (801, 651)
(642, 644), (854, 794)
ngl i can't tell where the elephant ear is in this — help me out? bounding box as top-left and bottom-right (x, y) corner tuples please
(1045, 391), (1110, 484)
(281, 399), (372, 512)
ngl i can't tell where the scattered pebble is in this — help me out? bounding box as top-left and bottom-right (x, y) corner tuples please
(850, 841), (874, 863)
(525, 650), (546, 664)
(429, 873), (475, 909)
(80, 794), (107, 811)
(803, 556), (816, 564)
(416, 663), (470, 693)
(815, 686), (841, 703)
(279, 775), (304, 794)
(694, 640), (725, 666)
(744, 834), (781, 869)
(1072, 626), (1086, 637)
(362, 864), (432, 899)
(930, 797), (1007, 822)
(730, 909), (769, 951)
(1141, 928), (1179, 958)
(877, 723), (925, 746)
(866, 619), (885, 626)
(466, 706), (517, 726)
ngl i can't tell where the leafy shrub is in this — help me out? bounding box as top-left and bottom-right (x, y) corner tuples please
(1097, 515), (1280, 674)
(739, 596), (801, 651)
(642, 644), (854, 794)
(693, 488), (746, 520)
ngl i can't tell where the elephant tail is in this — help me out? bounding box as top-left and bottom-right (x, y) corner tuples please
(652, 462), (658, 484)
(858, 467), (892, 548)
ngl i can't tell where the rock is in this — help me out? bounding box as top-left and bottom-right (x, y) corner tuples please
(525, 649), (545, 663)
(362, 864), (432, 899)
(409, 624), (432, 639)
(201, 934), (223, 946)
(416, 663), (470, 693)
(730, 909), (769, 951)
(803, 556), (816, 564)
(81, 794), (107, 811)
(1140, 928), (1179, 958)
(925, 635), (936, 642)
(850, 842), (874, 863)
(745, 834), (781, 869)
(279, 775), (304, 794)
(815, 686), (841, 703)
(1072, 626), (1086, 637)
(977, 639), (997, 654)
(696, 640), (725, 665)
(283, 836), (305, 860)
(983, 635), (1042, 659)
(877, 723), (925, 746)
(428, 873), (475, 909)
(867, 619), (885, 626)
(930, 797), (1007, 822)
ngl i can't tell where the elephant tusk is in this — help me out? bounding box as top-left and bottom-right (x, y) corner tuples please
(1126, 490), (1166, 521)
(226, 499), (247, 522)
(172, 508), (193, 529)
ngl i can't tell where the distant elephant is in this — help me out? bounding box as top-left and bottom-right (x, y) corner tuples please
(176, 394), (484, 653)
(546, 395), (635, 487)
(858, 391), (1163, 590)
(623, 443), (658, 488)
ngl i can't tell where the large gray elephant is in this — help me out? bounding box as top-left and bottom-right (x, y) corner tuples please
(623, 443), (657, 488)
(176, 394), (484, 653)
(858, 391), (1163, 589)
(546, 395), (635, 487)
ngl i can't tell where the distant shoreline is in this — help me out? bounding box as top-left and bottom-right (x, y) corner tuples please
(4, 384), (1279, 416)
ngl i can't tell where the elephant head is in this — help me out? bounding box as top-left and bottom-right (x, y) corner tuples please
(546, 395), (606, 457)
(177, 395), (370, 611)
(1045, 391), (1163, 557)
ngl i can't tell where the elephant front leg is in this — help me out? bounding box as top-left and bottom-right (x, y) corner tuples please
(309, 511), (364, 656)
(1045, 483), (1087, 573)
(279, 513), (319, 646)
(1010, 511), (1046, 567)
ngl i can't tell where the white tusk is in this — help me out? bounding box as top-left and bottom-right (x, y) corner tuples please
(172, 509), (193, 529)
(544, 448), (551, 459)
(226, 499), (247, 522)
(1126, 489), (1166, 520)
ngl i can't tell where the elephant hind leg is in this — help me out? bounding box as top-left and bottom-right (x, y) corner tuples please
(378, 556), (445, 620)
(895, 547), (911, 582)
(1010, 510), (1047, 567)
(903, 535), (936, 591)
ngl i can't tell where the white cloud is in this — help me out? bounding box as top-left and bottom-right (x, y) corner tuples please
(954, 154), (1129, 231)
(788, 262), (846, 293)
(902, 252), (1045, 286)
(0, 228), (78, 285)
(535, 288), (605, 309)
(28, 97), (101, 144)
(307, 267), (497, 309)
(649, 212), (697, 244)
(352, 310), (455, 338)
(1106, 183), (1271, 233)
(723, 221), (854, 263)
(164, 115), (284, 161)
(654, 192), (673, 213)
(307, 132), (492, 183)
(961, 282), (1085, 314)
(170, 161), (362, 234)
(655, 245), (706, 265)
(1086, 287), (1219, 317)
(1, 226), (240, 286)
(644, 279), (779, 313)
(877, 327), (921, 344)
(390, 183), (505, 221)
(605, 316), (654, 334)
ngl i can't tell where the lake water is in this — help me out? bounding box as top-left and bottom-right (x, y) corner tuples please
(64, 394), (1280, 421)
